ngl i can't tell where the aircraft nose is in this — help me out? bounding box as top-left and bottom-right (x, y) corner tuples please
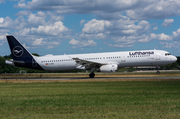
(174, 56), (177, 62)
(171, 56), (177, 62)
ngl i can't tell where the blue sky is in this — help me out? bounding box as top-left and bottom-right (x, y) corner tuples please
(0, 0), (180, 56)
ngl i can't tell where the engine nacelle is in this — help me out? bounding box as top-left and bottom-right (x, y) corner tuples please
(100, 64), (118, 72)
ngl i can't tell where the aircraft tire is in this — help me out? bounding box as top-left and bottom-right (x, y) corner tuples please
(156, 71), (160, 74)
(89, 72), (95, 78)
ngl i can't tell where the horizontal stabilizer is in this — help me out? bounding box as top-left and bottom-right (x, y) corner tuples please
(5, 59), (25, 64)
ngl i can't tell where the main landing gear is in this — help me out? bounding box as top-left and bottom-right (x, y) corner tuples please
(89, 72), (95, 78)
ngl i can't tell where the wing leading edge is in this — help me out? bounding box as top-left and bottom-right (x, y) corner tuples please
(72, 57), (107, 70)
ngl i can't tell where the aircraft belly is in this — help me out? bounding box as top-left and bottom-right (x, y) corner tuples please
(40, 62), (76, 71)
(120, 59), (155, 67)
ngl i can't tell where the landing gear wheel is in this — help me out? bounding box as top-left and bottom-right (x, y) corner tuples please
(156, 71), (160, 74)
(89, 72), (95, 78)
(156, 65), (160, 74)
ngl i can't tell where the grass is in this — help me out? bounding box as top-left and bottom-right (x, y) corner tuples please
(0, 81), (180, 118)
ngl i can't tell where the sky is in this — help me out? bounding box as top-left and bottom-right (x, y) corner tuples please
(0, 0), (180, 56)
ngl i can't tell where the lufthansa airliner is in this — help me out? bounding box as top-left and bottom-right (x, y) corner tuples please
(5, 35), (177, 78)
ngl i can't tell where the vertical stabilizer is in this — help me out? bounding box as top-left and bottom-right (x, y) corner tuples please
(6, 35), (33, 60)
(6, 35), (43, 70)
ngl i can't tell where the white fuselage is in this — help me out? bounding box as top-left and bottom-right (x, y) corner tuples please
(33, 50), (177, 71)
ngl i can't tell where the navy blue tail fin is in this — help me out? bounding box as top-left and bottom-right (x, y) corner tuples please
(6, 35), (44, 70)
(6, 35), (33, 60)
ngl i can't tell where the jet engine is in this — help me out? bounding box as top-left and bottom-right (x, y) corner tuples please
(100, 64), (118, 72)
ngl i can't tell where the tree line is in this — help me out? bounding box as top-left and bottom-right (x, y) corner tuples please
(0, 54), (179, 73)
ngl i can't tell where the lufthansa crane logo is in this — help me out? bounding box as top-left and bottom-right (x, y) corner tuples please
(13, 46), (24, 57)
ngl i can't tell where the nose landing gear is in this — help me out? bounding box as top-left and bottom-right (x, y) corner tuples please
(156, 65), (160, 74)
(156, 70), (160, 74)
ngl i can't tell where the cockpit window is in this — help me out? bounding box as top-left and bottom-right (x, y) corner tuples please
(165, 53), (171, 56)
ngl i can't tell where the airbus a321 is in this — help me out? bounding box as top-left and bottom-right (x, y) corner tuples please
(5, 35), (177, 78)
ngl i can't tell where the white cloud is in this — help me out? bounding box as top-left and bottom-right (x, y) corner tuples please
(47, 12), (64, 21)
(0, 34), (6, 41)
(50, 41), (60, 45)
(112, 36), (136, 48)
(122, 29), (136, 34)
(153, 26), (158, 30)
(138, 35), (151, 42)
(0, 33), (8, 49)
(16, 0), (141, 13)
(82, 19), (112, 33)
(28, 12), (46, 26)
(0, 17), (13, 28)
(0, 16), (26, 30)
(158, 33), (172, 41)
(172, 28), (180, 41)
(69, 39), (79, 45)
(156, 6), (163, 11)
(30, 21), (69, 36)
(69, 39), (96, 48)
(111, 19), (150, 37)
(150, 33), (157, 39)
(0, 12), (70, 51)
(37, 11), (46, 17)
(47, 46), (54, 49)
(80, 19), (85, 26)
(159, 28), (180, 49)
(149, 33), (172, 41)
(162, 19), (174, 27)
(22, 43), (31, 49)
(16, 0), (26, 8)
(32, 38), (45, 46)
(159, 42), (178, 49)
(47, 41), (61, 49)
(16, 11), (31, 16)
(2, 0), (180, 52)
(114, 34), (151, 44)
(135, 20), (150, 33)
(112, 44), (133, 48)
(0, 18), (4, 23)
(126, 1), (180, 19)
(15, 0), (180, 20)
(76, 18), (152, 48)
(173, 28), (180, 37)
(32, 37), (60, 49)
(79, 32), (107, 40)
(12, 11), (67, 37)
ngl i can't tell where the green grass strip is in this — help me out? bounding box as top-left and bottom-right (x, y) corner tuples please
(0, 81), (180, 118)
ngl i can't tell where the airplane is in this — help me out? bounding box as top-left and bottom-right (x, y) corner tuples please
(5, 35), (177, 78)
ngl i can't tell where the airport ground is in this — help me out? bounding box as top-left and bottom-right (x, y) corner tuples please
(1, 70), (180, 79)
(0, 71), (180, 118)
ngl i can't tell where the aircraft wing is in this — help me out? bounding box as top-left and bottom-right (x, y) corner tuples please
(72, 57), (106, 70)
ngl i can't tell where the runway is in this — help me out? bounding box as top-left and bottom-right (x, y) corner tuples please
(1, 76), (180, 81)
